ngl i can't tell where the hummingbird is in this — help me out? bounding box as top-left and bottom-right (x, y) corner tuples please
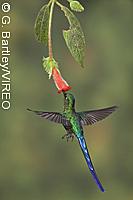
(27, 92), (117, 192)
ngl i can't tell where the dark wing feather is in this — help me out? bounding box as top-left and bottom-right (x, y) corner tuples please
(27, 108), (68, 125)
(78, 106), (118, 126)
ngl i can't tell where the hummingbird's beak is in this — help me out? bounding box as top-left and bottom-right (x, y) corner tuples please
(63, 92), (67, 98)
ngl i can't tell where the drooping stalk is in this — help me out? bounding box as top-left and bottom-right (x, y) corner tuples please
(48, 0), (55, 59)
(56, 1), (63, 9)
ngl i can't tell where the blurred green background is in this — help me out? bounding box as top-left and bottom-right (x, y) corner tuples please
(0, 0), (133, 199)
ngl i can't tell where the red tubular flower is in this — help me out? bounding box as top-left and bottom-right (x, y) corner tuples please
(52, 67), (71, 93)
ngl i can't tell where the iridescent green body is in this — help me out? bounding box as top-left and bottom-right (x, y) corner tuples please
(63, 93), (83, 138)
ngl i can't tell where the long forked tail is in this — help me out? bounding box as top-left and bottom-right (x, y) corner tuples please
(78, 136), (105, 192)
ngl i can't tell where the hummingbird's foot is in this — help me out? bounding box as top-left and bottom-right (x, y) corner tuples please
(62, 133), (74, 142)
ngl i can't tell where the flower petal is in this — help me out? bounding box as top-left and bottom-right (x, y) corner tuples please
(52, 67), (71, 93)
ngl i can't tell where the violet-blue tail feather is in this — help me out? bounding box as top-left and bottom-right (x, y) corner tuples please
(78, 136), (105, 192)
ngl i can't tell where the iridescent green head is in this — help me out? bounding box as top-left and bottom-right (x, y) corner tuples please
(63, 92), (75, 110)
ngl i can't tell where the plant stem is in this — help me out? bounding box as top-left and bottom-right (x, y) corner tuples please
(48, 0), (55, 59)
(56, 1), (63, 9)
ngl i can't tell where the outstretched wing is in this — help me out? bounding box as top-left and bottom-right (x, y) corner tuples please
(78, 136), (105, 192)
(27, 108), (68, 125)
(78, 106), (117, 126)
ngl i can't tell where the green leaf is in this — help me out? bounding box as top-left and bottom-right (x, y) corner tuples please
(61, 6), (85, 67)
(70, 1), (84, 12)
(42, 57), (59, 79)
(34, 4), (50, 45)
